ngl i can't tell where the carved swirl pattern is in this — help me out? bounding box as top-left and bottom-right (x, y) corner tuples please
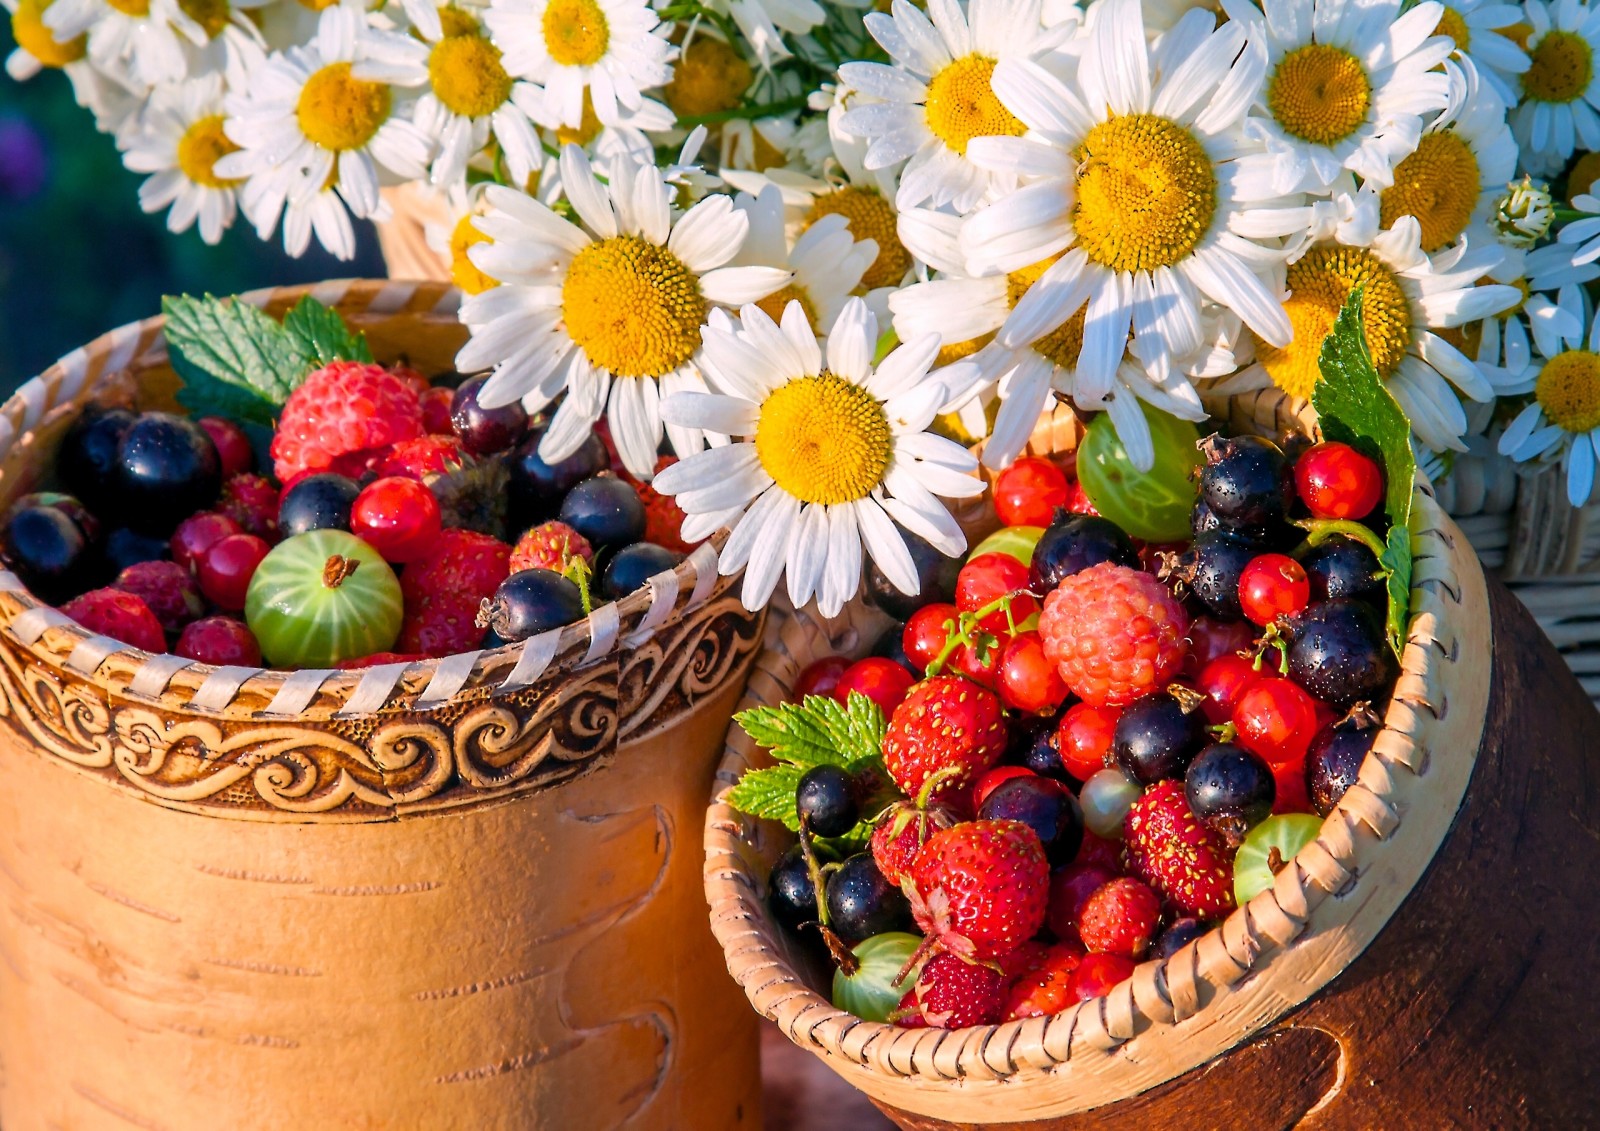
(0, 590), (762, 821)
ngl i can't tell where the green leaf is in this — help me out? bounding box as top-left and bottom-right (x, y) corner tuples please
(282, 296), (374, 365)
(725, 765), (807, 830)
(163, 294), (313, 425)
(1311, 288), (1415, 658)
(724, 691), (892, 828)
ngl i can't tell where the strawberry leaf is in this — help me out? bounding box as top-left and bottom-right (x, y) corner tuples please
(164, 294), (312, 427)
(725, 765), (807, 829)
(282, 295), (374, 366)
(726, 691), (890, 834)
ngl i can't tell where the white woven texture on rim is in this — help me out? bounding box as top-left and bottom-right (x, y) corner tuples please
(0, 279), (733, 718)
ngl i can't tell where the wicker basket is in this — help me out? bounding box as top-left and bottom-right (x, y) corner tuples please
(0, 280), (765, 1129)
(699, 396), (1596, 1126)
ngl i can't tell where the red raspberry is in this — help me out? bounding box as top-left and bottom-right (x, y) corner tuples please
(1038, 562), (1188, 706)
(1068, 952), (1136, 1002)
(112, 560), (203, 633)
(60, 588), (165, 653)
(398, 529), (511, 656)
(270, 361), (422, 482)
(219, 473), (279, 541)
(510, 520), (595, 574)
(882, 676), (1009, 802)
(625, 456), (698, 553)
(1123, 780), (1236, 918)
(906, 819), (1049, 962)
(869, 801), (956, 886)
(1078, 877), (1163, 958)
(1002, 941), (1086, 1020)
(198, 416), (254, 478)
(175, 616), (262, 666)
(377, 434), (470, 480)
(914, 953), (1005, 1028)
(420, 387), (455, 435)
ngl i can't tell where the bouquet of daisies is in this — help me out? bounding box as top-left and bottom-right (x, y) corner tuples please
(13, 0), (1600, 610)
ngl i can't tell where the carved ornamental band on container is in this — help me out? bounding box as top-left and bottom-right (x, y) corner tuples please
(0, 280), (766, 1130)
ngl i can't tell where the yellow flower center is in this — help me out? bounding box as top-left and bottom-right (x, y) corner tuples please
(1379, 131), (1480, 251)
(749, 127), (787, 172)
(1254, 245), (1413, 398)
(543, 0), (609, 67)
(176, 115), (243, 189)
(11, 0), (86, 67)
(429, 32), (512, 118)
(805, 186), (909, 289)
(297, 62), (391, 152)
(924, 55), (1025, 156)
(934, 332), (994, 368)
(1071, 113), (1216, 273)
(1537, 349), (1600, 432)
(449, 213), (498, 295)
(1524, 29), (1594, 102)
(753, 283), (817, 328)
(562, 236), (706, 377)
(1434, 6), (1470, 52)
(755, 373), (892, 505)
(1570, 151), (1600, 202)
(555, 92), (603, 145)
(105, 0), (149, 14)
(1268, 44), (1372, 145)
(298, 0), (339, 9)
(437, 4), (479, 37)
(664, 35), (751, 119)
(1498, 22), (1533, 50)
(177, 0), (229, 38)
(1006, 256), (1091, 368)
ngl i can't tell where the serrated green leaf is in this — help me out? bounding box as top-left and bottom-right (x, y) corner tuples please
(726, 690), (893, 829)
(171, 350), (284, 428)
(725, 764), (807, 829)
(1312, 288), (1415, 658)
(163, 294), (313, 423)
(282, 296), (373, 365)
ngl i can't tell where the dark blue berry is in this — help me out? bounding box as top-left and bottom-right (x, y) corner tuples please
(1008, 722), (1073, 783)
(599, 542), (685, 600)
(102, 527), (169, 575)
(769, 845), (822, 935)
(1184, 742), (1275, 846)
(1300, 535), (1386, 604)
(1181, 530), (1260, 620)
(865, 527), (960, 619)
(59, 407), (134, 513)
(481, 568), (586, 642)
(870, 621), (912, 670)
(277, 473), (360, 538)
(451, 374), (528, 456)
(1307, 709), (1381, 815)
(14, 493), (100, 544)
(1029, 513), (1139, 593)
(0, 506), (88, 603)
(977, 776), (1084, 865)
(507, 428), (609, 527)
(1198, 434), (1292, 532)
(1152, 917), (1206, 960)
(1287, 599), (1395, 708)
(1112, 690), (1209, 784)
(115, 412), (221, 536)
(824, 853), (912, 943)
(795, 764), (860, 838)
(558, 475), (646, 550)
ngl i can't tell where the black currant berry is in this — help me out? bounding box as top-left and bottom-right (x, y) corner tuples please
(0, 506), (88, 603)
(1300, 535), (1386, 604)
(1008, 722), (1073, 783)
(864, 527), (960, 620)
(14, 492), (99, 544)
(600, 542), (685, 600)
(101, 527), (169, 574)
(59, 407), (135, 512)
(479, 568), (586, 642)
(1028, 513), (1139, 593)
(1152, 917), (1206, 960)
(1306, 709), (1381, 815)
(115, 412), (222, 536)
(1287, 599), (1396, 708)
(558, 475), (646, 551)
(1179, 530), (1261, 621)
(824, 853), (913, 943)
(507, 429), (609, 527)
(278, 473), (361, 538)
(870, 621), (912, 670)
(1184, 742), (1275, 847)
(1112, 690), (1209, 784)
(795, 764), (860, 838)
(769, 845), (822, 935)
(977, 776), (1084, 865)
(1198, 434), (1292, 532)
(451, 374), (528, 456)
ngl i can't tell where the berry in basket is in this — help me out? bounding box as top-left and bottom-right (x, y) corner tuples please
(725, 426), (1404, 1027)
(5, 295), (703, 670)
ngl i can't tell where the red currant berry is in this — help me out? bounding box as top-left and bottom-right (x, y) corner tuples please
(1056, 702), (1120, 780)
(994, 457), (1070, 527)
(171, 512), (242, 573)
(834, 656), (916, 713)
(956, 552), (1039, 635)
(198, 417), (254, 478)
(1195, 653), (1268, 725)
(1184, 615), (1257, 676)
(1065, 479), (1099, 516)
(997, 630), (1069, 713)
(793, 655), (850, 702)
(949, 631), (1008, 690)
(1274, 761), (1312, 815)
(903, 603), (958, 672)
(974, 765), (1036, 809)
(1234, 678), (1321, 770)
(1238, 554), (1311, 626)
(197, 533), (270, 611)
(351, 477), (442, 563)
(1295, 442), (1383, 520)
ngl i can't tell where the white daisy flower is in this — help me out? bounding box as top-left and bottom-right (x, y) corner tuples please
(483, 0), (675, 131)
(835, 0), (1074, 213)
(1211, 209), (1522, 454)
(654, 297), (984, 616)
(455, 146), (793, 480)
(956, 0), (1300, 439)
(1218, 0), (1454, 194)
(4, 0), (140, 131)
(44, 0), (267, 90)
(422, 182), (501, 295)
(732, 184), (881, 335)
(1431, 0), (1531, 104)
(120, 72), (243, 244)
(1554, 190), (1600, 267)
(703, 0), (825, 67)
(216, 7), (433, 251)
(1472, 244), (1596, 391)
(1496, 291), (1600, 505)
(1509, 0), (1600, 175)
(409, 4), (542, 191)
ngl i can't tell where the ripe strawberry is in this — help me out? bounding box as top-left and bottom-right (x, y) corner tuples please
(60, 588), (165, 653)
(1045, 861), (1118, 943)
(398, 529), (511, 656)
(1038, 562), (1188, 706)
(112, 560), (203, 633)
(892, 987), (929, 1029)
(1078, 877), (1163, 958)
(510, 520), (595, 574)
(218, 473), (279, 541)
(1123, 780), (1236, 919)
(882, 676), (1008, 801)
(378, 434), (470, 479)
(905, 819), (1049, 962)
(1003, 941), (1086, 1020)
(869, 801), (956, 886)
(1068, 952), (1136, 1002)
(914, 953), (1005, 1028)
(175, 616), (262, 666)
(271, 361), (422, 482)
(996, 939), (1052, 986)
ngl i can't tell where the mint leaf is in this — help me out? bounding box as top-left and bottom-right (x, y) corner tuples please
(1312, 288), (1415, 658)
(163, 294), (313, 426)
(282, 296), (374, 365)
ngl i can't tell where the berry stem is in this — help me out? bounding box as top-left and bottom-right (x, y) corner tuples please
(563, 556), (594, 616)
(796, 819), (832, 931)
(923, 592), (1020, 677)
(809, 923), (859, 975)
(1294, 518), (1390, 564)
(322, 555), (359, 589)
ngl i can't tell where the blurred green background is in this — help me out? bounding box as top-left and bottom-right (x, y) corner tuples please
(0, 34), (386, 397)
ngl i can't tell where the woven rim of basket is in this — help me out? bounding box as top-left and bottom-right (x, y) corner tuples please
(704, 392), (1490, 1118)
(0, 278), (737, 720)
